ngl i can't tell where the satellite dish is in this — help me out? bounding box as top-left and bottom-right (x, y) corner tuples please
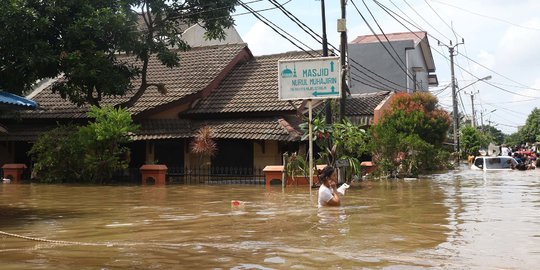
(488, 143), (500, 157)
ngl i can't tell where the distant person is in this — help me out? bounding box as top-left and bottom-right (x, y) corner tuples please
(501, 144), (510, 156)
(318, 166), (341, 207)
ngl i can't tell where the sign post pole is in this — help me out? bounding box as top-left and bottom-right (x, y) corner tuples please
(277, 57), (341, 194)
(308, 99), (313, 194)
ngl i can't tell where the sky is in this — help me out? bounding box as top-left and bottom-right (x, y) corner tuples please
(231, 0), (540, 134)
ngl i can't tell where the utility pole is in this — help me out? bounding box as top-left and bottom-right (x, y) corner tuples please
(439, 39), (464, 160)
(466, 90), (479, 128)
(320, 0), (332, 125)
(480, 109), (496, 133)
(338, 0), (347, 121)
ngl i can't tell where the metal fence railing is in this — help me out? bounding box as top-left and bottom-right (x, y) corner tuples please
(166, 166), (265, 185)
(2, 166), (265, 185)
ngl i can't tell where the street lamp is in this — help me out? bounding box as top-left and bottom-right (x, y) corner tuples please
(481, 109), (497, 132)
(459, 75), (492, 128)
(457, 75), (492, 93)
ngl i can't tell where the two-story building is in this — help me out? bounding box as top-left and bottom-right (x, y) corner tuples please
(348, 31), (438, 94)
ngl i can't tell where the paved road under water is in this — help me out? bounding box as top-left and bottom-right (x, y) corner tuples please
(1, 165), (539, 269)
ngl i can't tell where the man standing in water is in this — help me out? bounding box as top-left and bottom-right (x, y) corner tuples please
(318, 166), (341, 207)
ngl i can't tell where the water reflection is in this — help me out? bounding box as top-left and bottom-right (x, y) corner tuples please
(1, 166), (539, 269)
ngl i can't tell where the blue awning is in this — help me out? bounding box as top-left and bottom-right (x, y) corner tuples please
(0, 91), (38, 110)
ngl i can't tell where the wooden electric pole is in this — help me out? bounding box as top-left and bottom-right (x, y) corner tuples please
(320, 0), (332, 125)
(338, 0), (347, 122)
(439, 39), (464, 160)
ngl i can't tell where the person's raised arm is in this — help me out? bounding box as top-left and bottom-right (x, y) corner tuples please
(325, 182), (341, 206)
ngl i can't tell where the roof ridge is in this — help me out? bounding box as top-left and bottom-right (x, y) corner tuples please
(187, 43), (247, 51)
(354, 31), (426, 38)
(27, 75), (62, 99)
(254, 50), (322, 59)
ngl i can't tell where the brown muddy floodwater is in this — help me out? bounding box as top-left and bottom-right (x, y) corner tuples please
(1, 165), (539, 269)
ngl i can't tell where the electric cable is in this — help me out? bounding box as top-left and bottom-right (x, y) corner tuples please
(267, 0), (323, 45)
(238, 0), (320, 57)
(423, 0), (461, 41)
(360, 0), (409, 70)
(349, 64), (402, 91)
(351, 0), (416, 84)
(240, 0), (406, 92)
(349, 74), (391, 91)
(431, 0), (540, 32)
(402, 0), (452, 42)
(373, 0), (537, 98)
(268, 0), (408, 91)
(267, 0), (405, 91)
(350, 70), (394, 91)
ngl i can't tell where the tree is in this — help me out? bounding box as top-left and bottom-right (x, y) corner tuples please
(504, 132), (522, 147)
(0, 0), (237, 106)
(369, 92), (452, 177)
(460, 125), (490, 157)
(519, 107), (540, 143)
(481, 125), (505, 145)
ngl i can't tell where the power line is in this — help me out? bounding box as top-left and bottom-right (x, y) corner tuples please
(388, 0), (423, 31)
(349, 73), (392, 91)
(423, 0), (461, 41)
(242, 0), (406, 93)
(459, 53), (540, 91)
(402, 0), (452, 41)
(349, 62), (404, 90)
(401, 0), (477, 97)
(349, 68), (399, 91)
(484, 97), (540, 104)
(238, 1), (320, 57)
(488, 81), (540, 92)
(233, 0), (292, 17)
(360, 0), (409, 70)
(268, 0), (409, 91)
(373, 0), (537, 99)
(267, 0), (323, 44)
(263, 0), (404, 91)
(350, 0), (416, 84)
(431, 0), (540, 32)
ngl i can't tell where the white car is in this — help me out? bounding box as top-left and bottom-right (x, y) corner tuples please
(471, 156), (518, 171)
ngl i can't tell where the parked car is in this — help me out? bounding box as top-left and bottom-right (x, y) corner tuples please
(471, 156), (518, 171)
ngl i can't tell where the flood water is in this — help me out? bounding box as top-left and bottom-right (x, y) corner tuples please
(1, 165), (539, 269)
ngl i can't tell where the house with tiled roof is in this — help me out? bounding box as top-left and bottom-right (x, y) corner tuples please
(0, 44), (252, 170)
(348, 31), (438, 94)
(0, 43), (393, 182)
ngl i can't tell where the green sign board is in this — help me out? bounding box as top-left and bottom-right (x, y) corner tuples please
(278, 57), (341, 101)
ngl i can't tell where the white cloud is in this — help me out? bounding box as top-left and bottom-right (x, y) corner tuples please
(497, 18), (540, 69)
(476, 50), (496, 71)
(512, 77), (540, 103)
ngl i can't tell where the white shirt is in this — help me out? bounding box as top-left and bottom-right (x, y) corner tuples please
(318, 184), (334, 207)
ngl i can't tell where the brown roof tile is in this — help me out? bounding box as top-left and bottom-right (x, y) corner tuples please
(0, 123), (63, 141)
(346, 91), (391, 115)
(133, 117), (299, 141)
(1, 117), (301, 142)
(9, 44), (248, 119)
(346, 91), (391, 126)
(187, 51), (316, 115)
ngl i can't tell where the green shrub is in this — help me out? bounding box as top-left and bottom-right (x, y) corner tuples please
(29, 125), (85, 183)
(30, 106), (138, 183)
